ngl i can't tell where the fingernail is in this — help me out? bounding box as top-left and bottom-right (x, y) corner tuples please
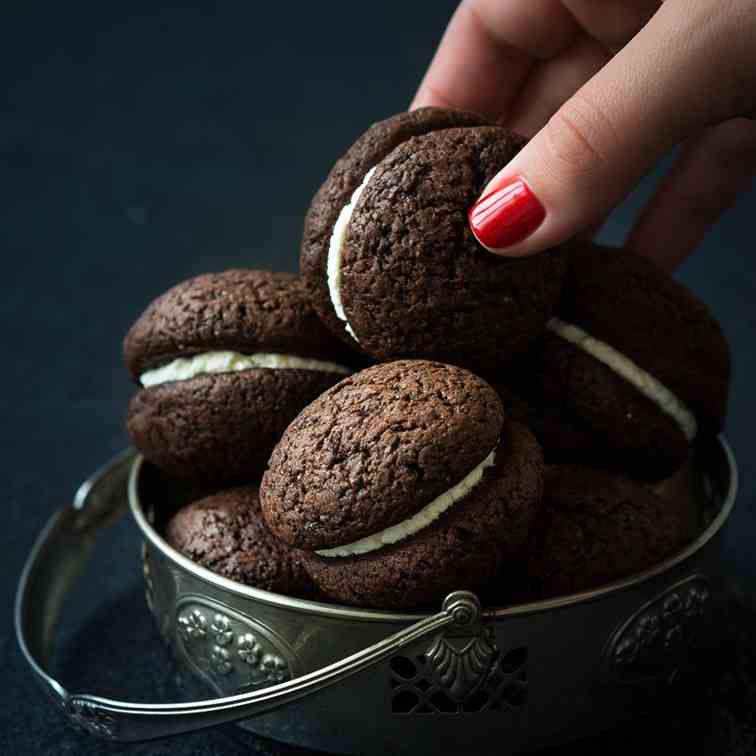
(468, 177), (545, 251)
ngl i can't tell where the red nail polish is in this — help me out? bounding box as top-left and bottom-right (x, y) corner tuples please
(468, 177), (545, 250)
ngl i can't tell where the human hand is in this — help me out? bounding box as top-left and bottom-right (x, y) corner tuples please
(412, 0), (756, 269)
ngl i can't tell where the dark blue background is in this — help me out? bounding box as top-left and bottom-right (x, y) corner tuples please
(3, 3), (754, 754)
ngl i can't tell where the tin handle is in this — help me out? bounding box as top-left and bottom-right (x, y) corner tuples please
(15, 449), (482, 742)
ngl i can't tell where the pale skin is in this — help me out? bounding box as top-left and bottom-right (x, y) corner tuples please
(412, 0), (756, 269)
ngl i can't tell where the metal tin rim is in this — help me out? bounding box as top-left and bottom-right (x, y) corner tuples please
(129, 437), (738, 623)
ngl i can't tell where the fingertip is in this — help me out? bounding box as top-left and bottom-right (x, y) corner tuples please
(468, 176), (546, 255)
(410, 81), (461, 112)
(408, 89), (427, 111)
(470, 237), (539, 258)
(409, 94), (432, 112)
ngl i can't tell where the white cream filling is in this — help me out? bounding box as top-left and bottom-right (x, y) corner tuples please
(326, 165), (377, 343)
(140, 350), (351, 388)
(315, 446), (497, 558)
(546, 318), (697, 441)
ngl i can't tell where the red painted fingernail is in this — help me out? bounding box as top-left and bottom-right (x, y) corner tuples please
(468, 177), (545, 250)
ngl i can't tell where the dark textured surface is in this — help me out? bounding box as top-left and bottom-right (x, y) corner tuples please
(3, 2), (755, 754)
(558, 244), (730, 433)
(128, 367), (344, 486)
(124, 269), (355, 376)
(303, 420), (544, 609)
(524, 465), (686, 598)
(261, 360), (504, 549)
(488, 381), (532, 424)
(515, 243), (730, 480)
(301, 107), (489, 342)
(525, 331), (690, 480)
(165, 486), (314, 597)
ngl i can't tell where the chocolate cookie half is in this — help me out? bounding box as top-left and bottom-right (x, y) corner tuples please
(124, 270), (354, 486)
(260, 360), (544, 609)
(524, 465), (687, 598)
(515, 244), (730, 480)
(301, 108), (566, 373)
(166, 486), (314, 597)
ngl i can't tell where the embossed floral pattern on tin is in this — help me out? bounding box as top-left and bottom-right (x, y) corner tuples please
(211, 614), (233, 647)
(178, 608), (207, 642)
(66, 698), (117, 738)
(609, 575), (710, 684)
(238, 633), (263, 666)
(174, 602), (294, 691)
(260, 654), (289, 684)
(210, 645), (233, 675)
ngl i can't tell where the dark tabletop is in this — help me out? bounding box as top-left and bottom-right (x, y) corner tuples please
(2, 2), (755, 754)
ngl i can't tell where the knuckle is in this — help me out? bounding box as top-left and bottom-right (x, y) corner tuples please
(539, 95), (620, 186)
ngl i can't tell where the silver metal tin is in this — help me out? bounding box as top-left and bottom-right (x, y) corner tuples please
(16, 437), (736, 754)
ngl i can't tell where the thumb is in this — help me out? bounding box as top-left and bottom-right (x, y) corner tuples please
(468, 0), (746, 256)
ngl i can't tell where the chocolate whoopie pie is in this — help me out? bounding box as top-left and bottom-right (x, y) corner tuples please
(514, 244), (730, 481)
(300, 108), (566, 373)
(166, 486), (314, 597)
(260, 360), (544, 609)
(124, 270), (354, 486)
(524, 465), (687, 598)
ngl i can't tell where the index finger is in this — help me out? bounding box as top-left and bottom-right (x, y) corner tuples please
(411, 0), (580, 120)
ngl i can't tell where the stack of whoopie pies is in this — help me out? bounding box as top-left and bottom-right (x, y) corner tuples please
(124, 108), (730, 609)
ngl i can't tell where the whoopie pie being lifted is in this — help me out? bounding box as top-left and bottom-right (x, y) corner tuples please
(300, 108), (567, 373)
(124, 270), (354, 486)
(513, 244), (730, 481)
(260, 360), (544, 609)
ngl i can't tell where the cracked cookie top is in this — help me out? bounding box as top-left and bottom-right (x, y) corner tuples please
(124, 269), (352, 378)
(556, 244), (730, 434)
(260, 360), (504, 550)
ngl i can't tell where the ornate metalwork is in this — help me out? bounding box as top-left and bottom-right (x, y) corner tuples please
(260, 653), (289, 684)
(13, 442), (735, 748)
(237, 633), (263, 666)
(425, 627), (498, 702)
(65, 698), (116, 738)
(178, 608), (207, 642)
(390, 641), (528, 715)
(141, 542), (154, 615)
(174, 598), (298, 694)
(607, 574), (710, 685)
(211, 614), (233, 647)
(390, 595), (527, 715)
